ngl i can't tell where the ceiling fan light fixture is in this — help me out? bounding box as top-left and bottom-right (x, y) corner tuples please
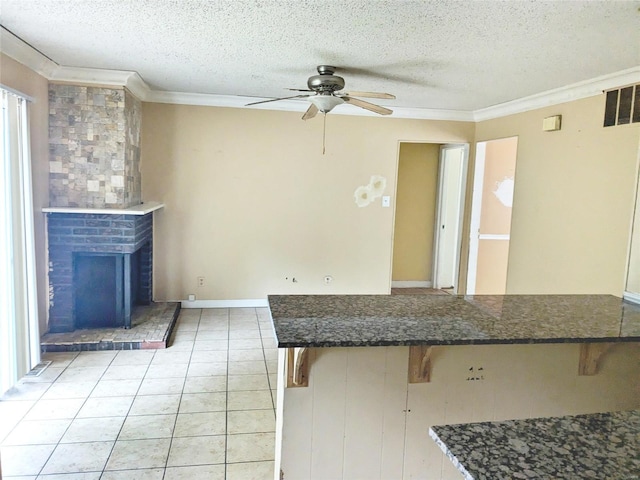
(309, 95), (344, 113)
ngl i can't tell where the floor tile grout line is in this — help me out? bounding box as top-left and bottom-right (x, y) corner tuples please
(161, 307), (200, 478)
(101, 345), (158, 477)
(224, 307), (232, 477)
(257, 310), (277, 413)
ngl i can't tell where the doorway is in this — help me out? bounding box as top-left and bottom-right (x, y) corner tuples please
(466, 137), (518, 294)
(391, 142), (468, 292)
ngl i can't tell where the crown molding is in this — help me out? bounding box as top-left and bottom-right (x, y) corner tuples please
(473, 66), (640, 122)
(50, 66), (151, 101)
(1, 27), (152, 101)
(3, 26), (638, 122)
(147, 90), (475, 121)
(1, 27), (58, 77)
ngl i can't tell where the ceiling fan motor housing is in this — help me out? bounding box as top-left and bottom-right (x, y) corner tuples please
(308, 65), (345, 93)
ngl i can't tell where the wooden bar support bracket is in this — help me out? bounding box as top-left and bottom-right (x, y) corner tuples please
(287, 347), (310, 387)
(409, 345), (433, 383)
(578, 343), (615, 376)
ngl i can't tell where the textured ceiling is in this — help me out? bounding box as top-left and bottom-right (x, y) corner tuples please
(1, 0), (639, 112)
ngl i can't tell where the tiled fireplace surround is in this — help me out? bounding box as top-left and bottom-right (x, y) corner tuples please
(45, 84), (171, 339)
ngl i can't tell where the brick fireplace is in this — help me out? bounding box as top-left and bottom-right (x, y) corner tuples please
(46, 210), (153, 332)
(45, 83), (163, 334)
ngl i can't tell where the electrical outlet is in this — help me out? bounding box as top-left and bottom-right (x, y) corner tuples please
(197, 276), (205, 287)
(188, 294), (195, 301)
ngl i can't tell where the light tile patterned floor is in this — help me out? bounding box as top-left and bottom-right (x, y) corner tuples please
(0, 307), (278, 479)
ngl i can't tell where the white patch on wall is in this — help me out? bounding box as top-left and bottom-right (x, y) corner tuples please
(105, 192), (118, 204)
(493, 176), (514, 207)
(354, 175), (387, 208)
(49, 161), (63, 173)
(369, 175), (387, 198)
(354, 185), (373, 207)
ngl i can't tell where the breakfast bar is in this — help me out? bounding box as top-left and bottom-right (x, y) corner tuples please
(268, 294), (640, 479)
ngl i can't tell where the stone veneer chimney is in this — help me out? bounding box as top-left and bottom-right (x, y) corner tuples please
(48, 84), (142, 208)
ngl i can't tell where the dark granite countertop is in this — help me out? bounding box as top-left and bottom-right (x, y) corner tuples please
(429, 410), (640, 480)
(267, 294), (640, 348)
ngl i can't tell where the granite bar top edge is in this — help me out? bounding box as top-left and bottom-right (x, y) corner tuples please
(428, 428), (474, 480)
(429, 410), (640, 479)
(275, 335), (640, 349)
(269, 294), (640, 349)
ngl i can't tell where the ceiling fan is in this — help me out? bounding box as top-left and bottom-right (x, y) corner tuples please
(246, 65), (395, 119)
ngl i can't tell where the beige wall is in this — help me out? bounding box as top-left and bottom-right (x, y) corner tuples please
(475, 95), (640, 295)
(0, 54), (49, 333)
(141, 92), (639, 300)
(141, 103), (474, 300)
(475, 240), (510, 294)
(392, 143), (439, 282)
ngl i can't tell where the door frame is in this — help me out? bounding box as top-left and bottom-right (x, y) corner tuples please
(432, 144), (469, 292)
(466, 141), (485, 295)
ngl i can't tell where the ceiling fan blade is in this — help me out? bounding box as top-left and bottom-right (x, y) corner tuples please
(302, 103), (318, 120)
(342, 91), (395, 100)
(288, 88), (314, 93)
(246, 94), (309, 106)
(343, 97), (393, 116)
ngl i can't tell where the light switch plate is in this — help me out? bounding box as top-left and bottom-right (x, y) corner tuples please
(382, 196), (391, 207)
(543, 115), (562, 131)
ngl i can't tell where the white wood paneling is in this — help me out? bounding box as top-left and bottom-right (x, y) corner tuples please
(280, 349), (315, 479)
(380, 347), (410, 479)
(403, 383), (447, 479)
(342, 347), (388, 479)
(278, 343), (640, 480)
(310, 349), (348, 479)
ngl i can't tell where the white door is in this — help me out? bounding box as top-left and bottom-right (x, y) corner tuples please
(433, 145), (467, 290)
(467, 137), (518, 295)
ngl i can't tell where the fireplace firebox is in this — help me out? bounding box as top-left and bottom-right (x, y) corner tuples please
(73, 249), (146, 329)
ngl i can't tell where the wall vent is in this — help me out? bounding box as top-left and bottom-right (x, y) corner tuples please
(603, 83), (640, 127)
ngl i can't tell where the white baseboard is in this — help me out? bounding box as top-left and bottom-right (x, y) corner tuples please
(391, 281), (433, 288)
(180, 299), (269, 309)
(623, 291), (640, 305)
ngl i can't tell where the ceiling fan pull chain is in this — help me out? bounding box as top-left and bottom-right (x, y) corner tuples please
(322, 113), (326, 155)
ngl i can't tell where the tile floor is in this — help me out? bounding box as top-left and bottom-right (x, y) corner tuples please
(0, 307), (278, 480)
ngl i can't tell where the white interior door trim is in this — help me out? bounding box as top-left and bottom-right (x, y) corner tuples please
(432, 144), (468, 292)
(466, 142), (486, 295)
